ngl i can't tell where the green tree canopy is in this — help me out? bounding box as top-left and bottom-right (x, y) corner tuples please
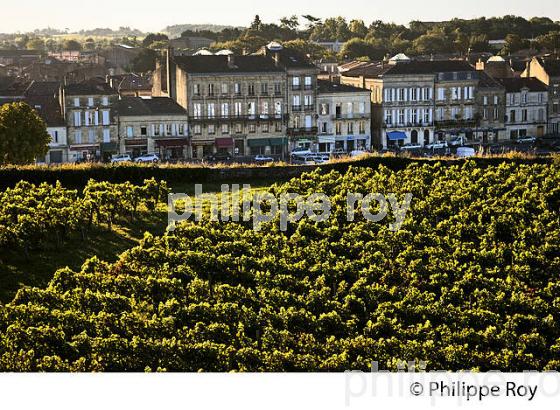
(0, 102), (51, 165)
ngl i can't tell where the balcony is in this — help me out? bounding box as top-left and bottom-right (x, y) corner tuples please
(383, 122), (434, 129)
(287, 127), (318, 136)
(189, 114), (283, 122)
(303, 105), (315, 112)
(291, 85), (302, 91)
(332, 113), (371, 120)
(434, 119), (478, 128)
(292, 105), (302, 112)
(304, 84), (314, 91)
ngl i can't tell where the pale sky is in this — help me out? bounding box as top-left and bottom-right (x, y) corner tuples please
(2, 0), (559, 33)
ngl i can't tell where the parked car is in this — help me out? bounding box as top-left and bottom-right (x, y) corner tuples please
(312, 155), (330, 164)
(401, 143), (422, 150)
(111, 154), (132, 163)
(426, 141), (449, 150)
(207, 152), (232, 162)
(291, 147), (313, 157)
(255, 155), (274, 163)
(515, 136), (537, 144)
(456, 147), (476, 158)
(350, 150), (367, 157)
(292, 154), (316, 165)
(135, 154), (160, 163)
(449, 136), (466, 147)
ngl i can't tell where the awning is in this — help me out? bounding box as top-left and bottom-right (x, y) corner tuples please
(215, 137), (234, 148)
(125, 139), (148, 147)
(247, 138), (270, 147)
(387, 131), (407, 141)
(318, 135), (336, 143)
(269, 138), (287, 146)
(155, 138), (189, 148)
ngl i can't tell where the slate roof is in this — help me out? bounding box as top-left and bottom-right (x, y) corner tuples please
(113, 97), (187, 117)
(540, 58), (560, 77)
(497, 77), (548, 93)
(0, 96), (64, 127)
(344, 59), (476, 78)
(64, 79), (117, 96)
(174, 55), (283, 74)
(478, 71), (504, 89)
(25, 81), (61, 97)
(317, 79), (369, 94)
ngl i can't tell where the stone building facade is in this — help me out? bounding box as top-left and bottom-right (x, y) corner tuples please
(523, 57), (560, 135)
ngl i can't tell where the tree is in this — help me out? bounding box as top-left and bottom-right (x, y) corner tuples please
(26, 38), (45, 51)
(84, 38), (96, 51)
(302, 15), (322, 30)
(251, 15), (263, 31)
(142, 33), (169, 48)
(339, 38), (387, 61)
(349, 20), (368, 38)
(130, 49), (158, 73)
(0, 102), (51, 165)
(280, 16), (299, 31)
(62, 39), (82, 51)
(500, 33), (529, 55)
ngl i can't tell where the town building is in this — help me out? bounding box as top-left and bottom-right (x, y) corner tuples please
(108, 73), (153, 97)
(475, 71), (507, 143)
(160, 52), (287, 159)
(497, 77), (548, 140)
(260, 42), (320, 152)
(341, 55), (479, 148)
(317, 80), (371, 152)
(169, 36), (214, 51)
(523, 57), (560, 135)
(60, 79), (119, 162)
(113, 97), (190, 160)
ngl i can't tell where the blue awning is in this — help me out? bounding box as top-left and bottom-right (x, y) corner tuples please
(387, 131), (407, 141)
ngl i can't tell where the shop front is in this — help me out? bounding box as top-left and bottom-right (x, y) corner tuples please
(155, 138), (190, 161)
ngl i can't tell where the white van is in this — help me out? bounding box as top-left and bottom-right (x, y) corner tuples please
(456, 147), (476, 158)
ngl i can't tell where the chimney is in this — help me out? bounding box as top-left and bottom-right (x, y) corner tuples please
(273, 52), (280, 67)
(227, 54), (235, 69)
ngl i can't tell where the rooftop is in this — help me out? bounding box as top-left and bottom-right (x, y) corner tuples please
(113, 97), (187, 117)
(64, 79), (117, 96)
(539, 57), (560, 77)
(317, 79), (369, 94)
(497, 77), (548, 93)
(344, 59), (476, 78)
(174, 55), (283, 74)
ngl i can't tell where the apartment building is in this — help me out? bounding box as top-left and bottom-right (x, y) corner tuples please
(61, 79), (119, 162)
(169, 53), (287, 159)
(260, 43), (320, 152)
(523, 57), (560, 135)
(476, 72), (506, 143)
(317, 80), (371, 152)
(113, 97), (189, 160)
(498, 77), (548, 140)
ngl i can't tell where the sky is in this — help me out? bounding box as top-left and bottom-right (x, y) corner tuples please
(2, 0), (559, 33)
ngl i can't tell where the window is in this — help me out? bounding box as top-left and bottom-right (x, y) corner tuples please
(234, 102), (242, 117)
(221, 83), (228, 94)
(221, 124), (229, 134)
(274, 101), (282, 116)
(248, 84), (255, 96)
(52, 131), (59, 143)
(249, 124), (256, 133)
(194, 84), (201, 96)
(451, 87), (459, 100)
(410, 88), (417, 101)
(235, 123), (242, 134)
(261, 83), (268, 95)
(261, 101), (269, 117)
(102, 110), (110, 126)
(292, 77), (300, 89)
(73, 111), (81, 127)
(385, 110), (392, 125)
(348, 122), (354, 134)
(510, 110), (516, 123)
(553, 103), (559, 114)
(274, 82), (282, 95)
(494, 95), (499, 105)
(208, 103), (216, 118)
(262, 123), (269, 133)
(358, 102), (366, 114)
(154, 125), (160, 136)
(304, 95), (313, 108)
(538, 108), (545, 122)
(522, 93), (528, 104)
(247, 102), (256, 117)
(193, 125), (202, 135)
(179, 124), (185, 135)
(522, 109), (528, 122)
(234, 83), (241, 95)
(166, 124), (172, 135)
(424, 87), (431, 101)
(221, 103), (229, 118)
(359, 121), (366, 134)
(321, 122), (327, 133)
(102, 97), (109, 106)
(208, 124), (215, 135)
(85, 111), (93, 126)
(437, 88), (445, 101)
(398, 109), (405, 125)
(293, 95), (301, 108)
(208, 84), (215, 96)
(483, 96), (488, 106)
(88, 97), (94, 107)
(126, 126), (134, 138)
(398, 88), (405, 101)
(74, 130), (82, 143)
(304, 76), (312, 89)
(336, 123), (342, 135)
(424, 109), (430, 123)
(140, 126), (147, 136)
(103, 129), (111, 143)
(494, 107), (499, 120)
(275, 122), (282, 132)
(483, 108), (488, 120)
(320, 103), (329, 115)
(73, 98), (80, 107)
(88, 130), (95, 143)
(411, 109), (417, 124)
(193, 104), (202, 119)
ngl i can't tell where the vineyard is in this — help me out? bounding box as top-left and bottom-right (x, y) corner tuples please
(1, 161), (560, 371)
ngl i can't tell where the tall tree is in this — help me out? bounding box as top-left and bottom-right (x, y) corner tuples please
(0, 102), (51, 165)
